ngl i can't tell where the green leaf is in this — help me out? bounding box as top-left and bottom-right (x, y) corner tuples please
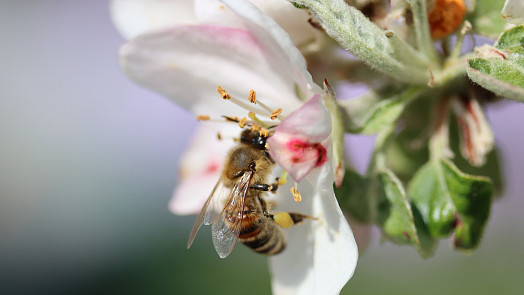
(467, 26), (524, 102)
(335, 169), (372, 223)
(290, 0), (431, 84)
(495, 25), (524, 49)
(467, 0), (506, 38)
(385, 128), (429, 182)
(335, 169), (429, 255)
(339, 86), (423, 134)
(376, 169), (420, 249)
(408, 159), (493, 250)
(449, 119), (504, 194)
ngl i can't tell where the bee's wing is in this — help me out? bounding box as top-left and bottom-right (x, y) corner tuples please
(187, 179), (228, 249)
(211, 171), (254, 258)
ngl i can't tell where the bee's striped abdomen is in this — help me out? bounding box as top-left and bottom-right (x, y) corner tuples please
(237, 203), (286, 256)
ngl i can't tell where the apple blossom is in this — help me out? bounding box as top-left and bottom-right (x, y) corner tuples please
(113, 0), (357, 294)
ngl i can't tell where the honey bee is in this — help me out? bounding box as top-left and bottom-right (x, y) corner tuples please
(187, 129), (310, 258)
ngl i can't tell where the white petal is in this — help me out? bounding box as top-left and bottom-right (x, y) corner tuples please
(169, 124), (233, 215)
(195, 0), (321, 49)
(502, 0), (524, 25)
(269, 161), (358, 295)
(110, 0), (197, 39)
(119, 25), (301, 117)
(220, 0), (319, 95)
(249, 0), (321, 49)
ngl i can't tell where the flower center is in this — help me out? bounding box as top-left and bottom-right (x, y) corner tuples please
(286, 139), (327, 167)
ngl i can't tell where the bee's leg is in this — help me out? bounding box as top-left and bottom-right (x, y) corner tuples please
(250, 182), (279, 193)
(272, 212), (316, 228)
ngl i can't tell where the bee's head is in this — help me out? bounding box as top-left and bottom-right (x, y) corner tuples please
(240, 129), (268, 150)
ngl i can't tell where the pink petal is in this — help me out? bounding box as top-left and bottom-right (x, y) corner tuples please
(219, 0), (320, 95)
(119, 25), (301, 116)
(169, 125), (233, 215)
(267, 95), (332, 182)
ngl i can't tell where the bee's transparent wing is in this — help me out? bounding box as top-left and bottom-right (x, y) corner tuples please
(187, 180), (227, 249)
(211, 171), (253, 258)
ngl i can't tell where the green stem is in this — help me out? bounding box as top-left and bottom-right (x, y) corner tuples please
(407, 0), (440, 62)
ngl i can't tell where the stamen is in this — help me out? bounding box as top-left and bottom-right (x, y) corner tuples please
(278, 171), (288, 186)
(251, 124), (262, 132)
(259, 128), (269, 138)
(217, 132), (222, 140)
(217, 85), (231, 99)
(238, 117), (248, 128)
(270, 108), (282, 120)
(248, 90), (256, 104)
(223, 116), (239, 122)
(248, 112), (269, 128)
(196, 115), (210, 121)
(290, 186), (302, 202)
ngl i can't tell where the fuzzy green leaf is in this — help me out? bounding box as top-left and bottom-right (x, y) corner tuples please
(290, 0), (430, 84)
(377, 170), (420, 248)
(408, 159), (493, 250)
(339, 86), (423, 134)
(466, 26), (524, 102)
(335, 168), (428, 255)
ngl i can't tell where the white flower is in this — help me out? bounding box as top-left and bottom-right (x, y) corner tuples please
(112, 0), (357, 294)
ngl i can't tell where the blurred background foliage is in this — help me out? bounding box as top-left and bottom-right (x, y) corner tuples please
(1, 1), (523, 294)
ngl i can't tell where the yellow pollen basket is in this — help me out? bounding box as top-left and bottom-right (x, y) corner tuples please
(273, 212), (294, 229)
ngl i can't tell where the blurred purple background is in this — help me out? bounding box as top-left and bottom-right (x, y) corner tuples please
(1, 1), (523, 294)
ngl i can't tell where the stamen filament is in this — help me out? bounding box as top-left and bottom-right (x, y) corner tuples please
(278, 171), (288, 186)
(216, 86), (272, 117)
(248, 112), (269, 128)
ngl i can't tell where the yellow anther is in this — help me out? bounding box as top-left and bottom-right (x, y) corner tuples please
(217, 85), (231, 99)
(248, 111), (256, 119)
(224, 116), (239, 122)
(259, 128), (269, 138)
(273, 212), (294, 228)
(196, 115), (210, 121)
(248, 90), (257, 104)
(238, 117), (248, 128)
(251, 124), (262, 131)
(290, 187), (302, 202)
(270, 108), (282, 120)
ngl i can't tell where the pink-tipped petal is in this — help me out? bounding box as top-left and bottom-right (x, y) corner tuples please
(267, 95), (332, 182)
